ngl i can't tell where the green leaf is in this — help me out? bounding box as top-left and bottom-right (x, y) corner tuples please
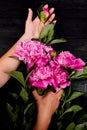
(50, 38), (67, 45)
(24, 103), (33, 115)
(65, 122), (75, 130)
(7, 103), (18, 122)
(64, 86), (72, 100)
(70, 66), (87, 79)
(9, 92), (19, 100)
(78, 114), (87, 123)
(61, 90), (66, 101)
(37, 4), (43, 16)
(75, 124), (86, 130)
(62, 105), (82, 116)
(66, 91), (84, 103)
(56, 122), (62, 130)
(20, 87), (29, 103)
(7, 71), (25, 87)
(39, 23), (55, 44)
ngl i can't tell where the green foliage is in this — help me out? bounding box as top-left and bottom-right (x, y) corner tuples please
(50, 38), (67, 45)
(37, 5), (44, 21)
(66, 91), (84, 103)
(74, 123), (87, 130)
(20, 87), (29, 103)
(65, 122), (87, 130)
(65, 122), (75, 130)
(70, 66), (87, 79)
(39, 23), (55, 44)
(7, 71), (25, 87)
(39, 23), (66, 45)
(62, 105), (82, 116)
(39, 11), (46, 22)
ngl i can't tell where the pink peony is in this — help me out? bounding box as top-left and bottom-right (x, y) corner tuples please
(29, 64), (70, 91)
(29, 66), (52, 89)
(14, 40), (53, 71)
(49, 66), (70, 91)
(53, 51), (85, 71)
(14, 41), (85, 91)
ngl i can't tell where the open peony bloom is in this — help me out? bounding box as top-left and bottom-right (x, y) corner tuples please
(53, 51), (85, 72)
(14, 40), (53, 71)
(29, 65), (70, 91)
(51, 67), (70, 90)
(29, 66), (52, 89)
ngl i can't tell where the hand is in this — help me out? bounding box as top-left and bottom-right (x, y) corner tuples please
(23, 4), (56, 40)
(32, 89), (63, 130)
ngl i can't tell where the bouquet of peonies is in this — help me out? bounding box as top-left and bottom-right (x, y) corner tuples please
(6, 5), (87, 130)
(14, 40), (85, 91)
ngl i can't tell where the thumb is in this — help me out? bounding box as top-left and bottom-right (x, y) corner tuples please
(27, 8), (33, 22)
(32, 89), (41, 100)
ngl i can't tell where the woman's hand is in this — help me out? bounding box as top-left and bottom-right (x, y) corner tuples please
(23, 4), (56, 40)
(32, 89), (63, 130)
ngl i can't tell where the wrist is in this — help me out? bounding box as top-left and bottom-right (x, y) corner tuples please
(19, 34), (32, 42)
(33, 112), (51, 130)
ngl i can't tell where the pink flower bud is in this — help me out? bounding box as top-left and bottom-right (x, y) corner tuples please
(49, 50), (57, 57)
(43, 7), (50, 18)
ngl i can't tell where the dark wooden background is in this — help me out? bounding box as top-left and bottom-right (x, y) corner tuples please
(0, 0), (87, 61)
(0, 0), (87, 128)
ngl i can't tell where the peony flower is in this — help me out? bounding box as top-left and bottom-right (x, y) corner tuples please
(29, 66), (52, 89)
(53, 51), (85, 72)
(14, 40), (53, 71)
(50, 66), (70, 91)
(29, 63), (70, 91)
(14, 40), (85, 91)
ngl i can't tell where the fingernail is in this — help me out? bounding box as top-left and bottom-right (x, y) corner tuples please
(28, 8), (30, 11)
(52, 8), (55, 11)
(53, 20), (57, 24)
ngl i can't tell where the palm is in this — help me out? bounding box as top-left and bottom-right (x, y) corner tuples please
(25, 16), (45, 39)
(31, 17), (41, 39)
(24, 5), (55, 40)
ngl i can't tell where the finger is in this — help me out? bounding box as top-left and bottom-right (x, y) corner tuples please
(53, 20), (57, 24)
(43, 4), (48, 9)
(56, 88), (63, 100)
(27, 8), (33, 22)
(49, 8), (55, 15)
(43, 5), (54, 17)
(32, 89), (41, 100)
(45, 13), (55, 25)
